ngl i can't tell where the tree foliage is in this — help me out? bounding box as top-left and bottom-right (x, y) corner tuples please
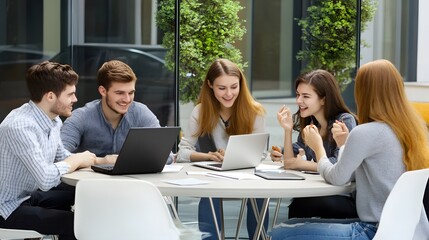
(297, 0), (376, 90)
(156, 0), (246, 103)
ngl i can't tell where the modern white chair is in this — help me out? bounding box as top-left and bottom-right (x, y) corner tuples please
(373, 168), (429, 240)
(0, 228), (43, 239)
(74, 178), (201, 240)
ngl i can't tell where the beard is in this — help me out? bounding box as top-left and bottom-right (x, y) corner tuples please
(51, 100), (73, 118)
(105, 94), (130, 115)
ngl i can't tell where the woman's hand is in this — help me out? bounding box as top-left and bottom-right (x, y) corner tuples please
(207, 149), (225, 162)
(277, 105), (293, 132)
(283, 148), (307, 170)
(303, 125), (327, 161)
(270, 146), (283, 162)
(302, 124), (323, 150)
(302, 125), (323, 152)
(332, 120), (349, 147)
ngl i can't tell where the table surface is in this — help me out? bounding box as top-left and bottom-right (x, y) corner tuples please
(62, 162), (355, 199)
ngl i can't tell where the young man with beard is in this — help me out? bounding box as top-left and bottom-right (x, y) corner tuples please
(61, 60), (173, 163)
(0, 61), (97, 239)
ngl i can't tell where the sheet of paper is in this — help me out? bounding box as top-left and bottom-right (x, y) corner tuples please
(206, 172), (260, 180)
(186, 171), (209, 175)
(162, 164), (184, 173)
(162, 178), (211, 186)
(256, 163), (283, 171)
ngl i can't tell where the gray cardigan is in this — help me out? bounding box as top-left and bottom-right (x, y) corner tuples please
(317, 122), (405, 222)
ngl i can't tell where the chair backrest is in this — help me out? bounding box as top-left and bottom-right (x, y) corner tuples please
(373, 168), (429, 240)
(74, 179), (181, 240)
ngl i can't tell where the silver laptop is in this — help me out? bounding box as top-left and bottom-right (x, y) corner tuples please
(91, 127), (180, 175)
(193, 132), (269, 171)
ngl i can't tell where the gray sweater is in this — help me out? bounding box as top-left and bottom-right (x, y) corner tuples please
(317, 122), (405, 222)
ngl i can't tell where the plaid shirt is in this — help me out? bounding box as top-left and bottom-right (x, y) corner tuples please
(0, 101), (70, 219)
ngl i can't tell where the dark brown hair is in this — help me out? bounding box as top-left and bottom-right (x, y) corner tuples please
(293, 69), (355, 131)
(26, 61), (78, 102)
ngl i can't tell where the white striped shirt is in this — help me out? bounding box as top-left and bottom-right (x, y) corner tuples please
(0, 101), (70, 219)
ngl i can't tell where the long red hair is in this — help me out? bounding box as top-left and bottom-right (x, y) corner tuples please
(355, 59), (429, 170)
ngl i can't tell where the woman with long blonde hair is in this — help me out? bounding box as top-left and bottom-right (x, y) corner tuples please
(176, 59), (267, 239)
(270, 59), (429, 239)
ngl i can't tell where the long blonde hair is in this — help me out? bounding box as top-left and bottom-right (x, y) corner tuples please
(355, 59), (429, 170)
(195, 59), (265, 136)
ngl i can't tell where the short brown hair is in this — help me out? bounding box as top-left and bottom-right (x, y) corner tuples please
(97, 60), (137, 90)
(26, 61), (78, 102)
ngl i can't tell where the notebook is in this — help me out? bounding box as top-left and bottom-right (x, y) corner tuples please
(193, 132), (269, 171)
(91, 127), (180, 175)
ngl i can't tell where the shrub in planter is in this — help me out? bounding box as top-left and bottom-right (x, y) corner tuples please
(157, 0), (246, 103)
(297, 0), (376, 90)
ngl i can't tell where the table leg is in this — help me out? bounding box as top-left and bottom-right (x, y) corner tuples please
(220, 198), (225, 239)
(251, 198), (271, 240)
(235, 198), (248, 240)
(164, 196), (180, 220)
(271, 198), (282, 228)
(250, 198), (269, 240)
(209, 197), (222, 240)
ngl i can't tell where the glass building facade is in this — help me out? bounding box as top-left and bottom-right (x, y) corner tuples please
(0, 0), (421, 125)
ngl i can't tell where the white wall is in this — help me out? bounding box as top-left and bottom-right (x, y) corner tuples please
(404, 82), (429, 102)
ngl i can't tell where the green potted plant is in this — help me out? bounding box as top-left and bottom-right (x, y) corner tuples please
(156, 0), (246, 103)
(297, 0), (376, 90)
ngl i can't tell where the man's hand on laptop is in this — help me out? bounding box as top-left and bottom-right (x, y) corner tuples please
(96, 154), (118, 165)
(207, 149), (224, 162)
(65, 151), (97, 172)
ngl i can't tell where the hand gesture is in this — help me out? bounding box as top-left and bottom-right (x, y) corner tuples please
(302, 125), (323, 152)
(277, 105), (293, 132)
(283, 148), (306, 170)
(332, 120), (349, 147)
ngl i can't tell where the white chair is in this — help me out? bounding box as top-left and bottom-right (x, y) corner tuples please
(74, 178), (201, 240)
(0, 228), (43, 239)
(373, 168), (429, 240)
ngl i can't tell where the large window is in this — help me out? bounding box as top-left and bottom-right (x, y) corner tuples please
(0, 0), (420, 123)
(249, 0), (301, 98)
(0, 0), (176, 126)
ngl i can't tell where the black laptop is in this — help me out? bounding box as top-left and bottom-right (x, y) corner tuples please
(91, 127), (180, 175)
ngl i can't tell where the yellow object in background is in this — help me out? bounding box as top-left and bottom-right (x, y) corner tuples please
(411, 102), (429, 126)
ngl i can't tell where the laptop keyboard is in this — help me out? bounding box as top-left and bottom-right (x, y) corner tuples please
(95, 164), (114, 170)
(209, 163), (223, 168)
